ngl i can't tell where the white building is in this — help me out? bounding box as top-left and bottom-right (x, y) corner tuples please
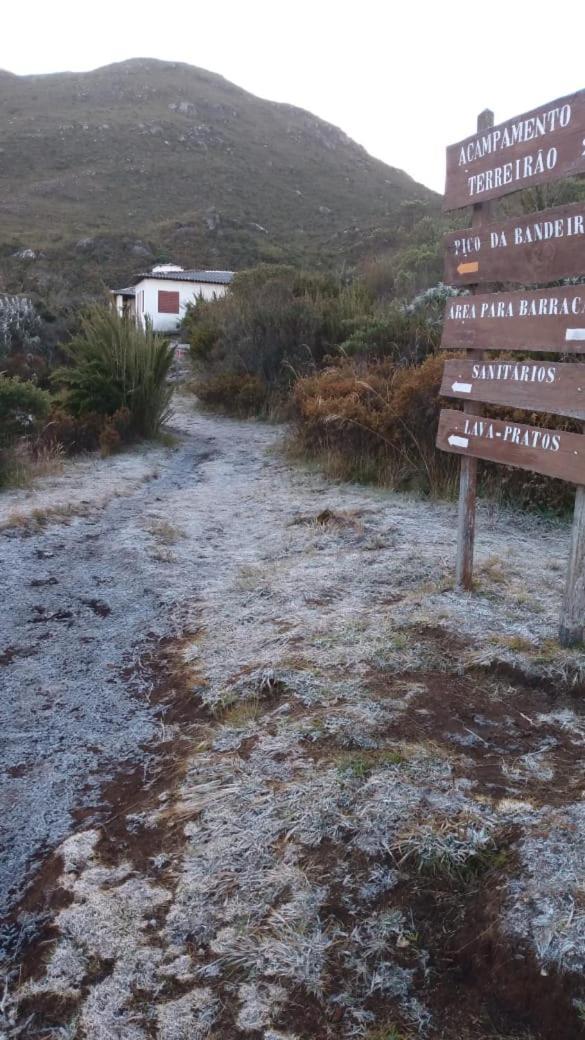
(112, 264), (234, 333)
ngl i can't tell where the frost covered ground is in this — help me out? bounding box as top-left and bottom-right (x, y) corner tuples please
(3, 398), (585, 1039)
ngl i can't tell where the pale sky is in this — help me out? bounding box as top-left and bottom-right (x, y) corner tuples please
(1, 0), (584, 193)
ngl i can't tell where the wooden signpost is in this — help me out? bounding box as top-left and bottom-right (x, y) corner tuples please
(437, 409), (585, 485)
(438, 89), (585, 646)
(441, 359), (585, 420)
(452, 109), (493, 593)
(444, 89), (585, 211)
(444, 200), (585, 286)
(441, 284), (585, 352)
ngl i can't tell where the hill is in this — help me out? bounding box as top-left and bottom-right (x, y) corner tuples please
(0, 58), (439, 302)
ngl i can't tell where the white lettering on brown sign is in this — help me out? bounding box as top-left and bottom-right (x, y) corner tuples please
(444, 89), (585, 210)
(441, 360), (585, 419)
(443, 202), (585, 285)
(441, 286), (585, 352)
(436, 409), (585, 484)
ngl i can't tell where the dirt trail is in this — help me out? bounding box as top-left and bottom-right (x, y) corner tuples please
(0, 403), (216, 916)
(4, 398), (585, 1038)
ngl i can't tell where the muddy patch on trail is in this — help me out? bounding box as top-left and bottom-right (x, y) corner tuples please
(94, 629), (213, 877)
(368, 667), (585, 808)
(0, 644), (37, 666)
(291, 782), (585, 1039)
(8, 643), (585, 1039)
(400, 833), (584, 1040)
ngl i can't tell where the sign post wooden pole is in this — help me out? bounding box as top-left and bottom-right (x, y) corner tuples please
(560, 485), (585, 646)
(455, 108), (493, 591)
(440, 87), (585, 643)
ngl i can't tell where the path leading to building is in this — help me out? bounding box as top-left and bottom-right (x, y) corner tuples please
(3, 398), (585, 1038)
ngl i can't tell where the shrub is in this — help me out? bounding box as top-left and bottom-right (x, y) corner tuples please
(293, 355), (456, 496)
(0, 295), (41, 359)
(196, 373), (270, 417)
(0, 375), (52, 486)
(183, 265), (372, 415)
(490, 464), (574, 516)
(0, 293), (60, 385)
(99, 407), (132, 457)
(339, 308), (440, 365)
(53, 307), (174, 438)
(0, 376), (51, 444)
(294, 355), (580, 514)
(184, 266), (458, 420)
(357, 216), (445, 303)
(37, 407), (104, 455)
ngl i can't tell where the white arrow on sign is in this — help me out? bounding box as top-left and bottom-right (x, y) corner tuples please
(448, 434), (469, 448)
(451, 381), (472, 394)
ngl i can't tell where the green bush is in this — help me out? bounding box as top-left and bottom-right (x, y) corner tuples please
(0, 375), (52, 486)
(183, 266), (459, 420)
(0, 375), (51, 442)
(54, 307), (174, 438)
(183, 264), (372, 415)
(339, 308), (440, 365)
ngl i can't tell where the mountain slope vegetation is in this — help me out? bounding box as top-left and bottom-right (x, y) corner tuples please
(0, 58), (438, 300)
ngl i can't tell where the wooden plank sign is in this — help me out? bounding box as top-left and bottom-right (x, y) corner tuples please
(441, 285), (585, 353)
(441, 358), (585, 419)
(437, 408), (585, 485)
(441, 97), (585, 642)
(443, 201), (585, 286)
(444, 88), (585, 211)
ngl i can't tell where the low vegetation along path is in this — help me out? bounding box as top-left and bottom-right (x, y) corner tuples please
(3, 397), (585, 1039)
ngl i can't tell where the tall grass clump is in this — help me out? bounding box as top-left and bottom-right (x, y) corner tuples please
(54, 306), (174, 438)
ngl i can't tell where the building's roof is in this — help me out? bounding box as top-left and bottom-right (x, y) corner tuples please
(112, 286), (136, 296)
(137, 269), (234, 286)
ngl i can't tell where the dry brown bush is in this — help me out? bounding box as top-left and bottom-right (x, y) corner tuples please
(293, 355), (457, 496)
(293, 356), (579, 513)
(196, 372), (270, 417)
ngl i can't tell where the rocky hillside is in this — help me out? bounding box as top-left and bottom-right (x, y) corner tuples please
(0, 58), (438, 300)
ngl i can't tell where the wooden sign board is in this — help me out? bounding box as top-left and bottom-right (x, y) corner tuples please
(444, 89), (585, 211)
(441, 358), (585, 419)
(443, 201), (585, 286)
(437, 408), (585, 484)
(441, 285), (585, 352)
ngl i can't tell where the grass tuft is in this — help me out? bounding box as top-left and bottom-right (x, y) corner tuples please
(336, 749), (406, 778)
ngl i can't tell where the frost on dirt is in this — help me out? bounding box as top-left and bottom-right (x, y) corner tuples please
(156, 988), (218, 1040)
(506, 802), (585, 973)
(6, 400), (585, 1037)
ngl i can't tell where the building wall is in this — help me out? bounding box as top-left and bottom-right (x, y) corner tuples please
(135, 278), (229, 332)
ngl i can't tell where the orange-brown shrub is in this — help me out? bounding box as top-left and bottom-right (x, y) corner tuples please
(99, 407), (132, 457)
(37, 405), (133, 457)
(293, 355), (456, 494)
(196, 373), (270, 417)
(38, 407), (104, 454)
(294, 356), (578, 513)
